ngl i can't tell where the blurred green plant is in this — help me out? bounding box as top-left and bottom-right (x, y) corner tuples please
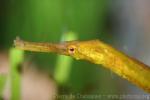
(0, 75), (6, 98)
(54, 32), (78, 85)
(10, 48), (24, 100)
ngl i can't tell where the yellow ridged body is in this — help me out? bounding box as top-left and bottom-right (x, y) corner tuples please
(14, 38), (150, 93)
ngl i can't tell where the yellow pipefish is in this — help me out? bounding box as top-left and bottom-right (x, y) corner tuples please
(14, 37), (150, 93)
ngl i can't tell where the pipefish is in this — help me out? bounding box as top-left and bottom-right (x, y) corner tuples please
(14, 37), (150, 93)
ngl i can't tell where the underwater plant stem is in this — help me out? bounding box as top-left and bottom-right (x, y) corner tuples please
(10, 48), (24, 100)
(54, 32), (78, 84)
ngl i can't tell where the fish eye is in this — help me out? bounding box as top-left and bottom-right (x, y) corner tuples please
(68, 45), (76, 54)
(69, 48), (74, 52)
